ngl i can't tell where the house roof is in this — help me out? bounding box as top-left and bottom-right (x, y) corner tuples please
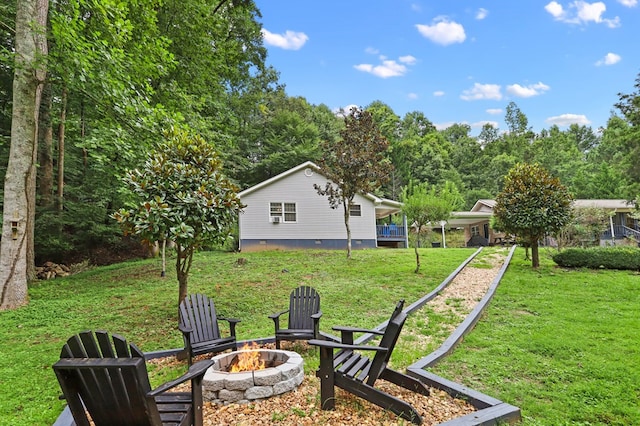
(238, 161), (403, 218)
(470, 199), (496, 212)
(572, 199), (635, 210)
(238, 161), (320, 197)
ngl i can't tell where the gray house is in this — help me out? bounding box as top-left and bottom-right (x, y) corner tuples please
(238, 161), (406, 252)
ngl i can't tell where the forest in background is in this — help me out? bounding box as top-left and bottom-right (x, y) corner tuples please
(1, 0), (639, 265)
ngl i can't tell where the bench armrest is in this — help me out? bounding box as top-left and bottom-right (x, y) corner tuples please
(148, 359), (214, 397)
(332, 325), (384, 335)
(268, 309), (289, 320)
(308, 339), (388, 353)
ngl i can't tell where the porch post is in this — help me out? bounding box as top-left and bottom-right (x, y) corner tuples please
(609, 215), (615, 245)
(403, 214), (409, 249)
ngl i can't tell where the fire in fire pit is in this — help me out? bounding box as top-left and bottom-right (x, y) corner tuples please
(229, 342), (266, 372)
(203, 345), (304, 405)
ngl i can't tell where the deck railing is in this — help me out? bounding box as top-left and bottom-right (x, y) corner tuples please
(601, 225), (640, 240)
(376, 224), (406, 240)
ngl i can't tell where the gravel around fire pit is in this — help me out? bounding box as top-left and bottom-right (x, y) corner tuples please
(150, 249), (507, 425)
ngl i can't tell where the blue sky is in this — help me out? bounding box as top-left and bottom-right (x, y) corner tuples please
(254, 1), (639, 134)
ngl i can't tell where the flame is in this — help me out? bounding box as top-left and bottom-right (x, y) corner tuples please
(229, 342), (265, 372)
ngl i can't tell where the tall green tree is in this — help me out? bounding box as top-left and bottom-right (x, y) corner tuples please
(315, 107), (392, 258)
(1, 0), (48, 310)
(113, 128), (243, 306)
(494, 163), (573, 268)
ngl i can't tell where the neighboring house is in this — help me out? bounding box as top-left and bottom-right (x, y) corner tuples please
(447, 199), (501, 247)
(573, 199), (639, 244)
(238, 161), (407, 252)
(446, 199), (639, 247)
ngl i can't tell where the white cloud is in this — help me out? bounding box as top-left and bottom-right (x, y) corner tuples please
(545, 1), (620, 28)
(460, 83), (502, 101)
(354, 54), (417, 78)
(261, 29), (308, 50)
(354, 60), (407, 78)
(365, 47), (379, 55)
(506, 82), (550, 97)
(472, 120), (499, 129)
(596, 52), (621, 65)
(333, 105), (359, 117)
(476, 8), (489, 20)
(545, 1), (566, 18)
(399, 55), (417, 65)
(434, 121), (457, 130)
(486, 108), (503, 115)
(433, 90), (445, 97)
(618, 0), (637, 6)
(416, 17), (466, 45)
(407, 93), (419, 100)
(545, 113), (591, 126)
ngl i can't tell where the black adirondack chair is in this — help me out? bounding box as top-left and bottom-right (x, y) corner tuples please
(308, 300), (430, 425)
(269, 285), (322, 349)
(179, 293), (240, 366)
(53, 330), (213, 426)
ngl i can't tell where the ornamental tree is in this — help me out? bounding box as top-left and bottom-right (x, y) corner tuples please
(494, 163), (573, 268)
(401, 181), (460, 273)
(314, 107), (392, 258)
(113, 128), (243, 305)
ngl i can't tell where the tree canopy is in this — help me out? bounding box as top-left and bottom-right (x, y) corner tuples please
(315, 107), (392, 258)
(113, 128), (243, 305)
(494, 163), (573, 267)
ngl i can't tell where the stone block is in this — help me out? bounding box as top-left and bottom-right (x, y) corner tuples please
(277, 357), (302, 379)
(245, 385), (274, 400)
(225, 371), (254, 390)
(203, 369), (228, 392)
(253, 368), (282, 386)
(273, 375), (297, 395)
(218, 389), (244, 403)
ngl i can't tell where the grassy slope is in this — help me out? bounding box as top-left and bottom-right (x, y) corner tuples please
(431, 248), (640, 425)
(0, 248), (473, 426)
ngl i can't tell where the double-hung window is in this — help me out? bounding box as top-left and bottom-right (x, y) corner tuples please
(349, 204), (362, 217)
(270, 202), (297, 223)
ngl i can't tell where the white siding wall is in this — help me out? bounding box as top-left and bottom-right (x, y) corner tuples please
(239, 168), (377, 241)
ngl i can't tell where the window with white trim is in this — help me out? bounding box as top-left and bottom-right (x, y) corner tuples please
(470, 225), (479, 236)
(270, 202), (297, 222)
(349, 204), (362, 217)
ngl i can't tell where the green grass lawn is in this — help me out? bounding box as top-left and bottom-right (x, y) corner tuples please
(3, 247), (638, 425)
(431, 248), (640, 425)
(0, 247), (474, 426)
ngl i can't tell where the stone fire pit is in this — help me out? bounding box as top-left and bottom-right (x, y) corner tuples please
(203, 348), (304, 405)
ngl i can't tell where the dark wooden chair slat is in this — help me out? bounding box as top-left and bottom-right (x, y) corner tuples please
(309, 300), (431, 425)
(269, 286), (322, 349)
(53, 330), (211, 426)
(178, 294), (239, 366)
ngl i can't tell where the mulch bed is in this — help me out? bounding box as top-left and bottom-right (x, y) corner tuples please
(150, 345), (476, 425)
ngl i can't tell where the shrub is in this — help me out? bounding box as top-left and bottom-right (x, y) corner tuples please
(552, 246), (640, 270)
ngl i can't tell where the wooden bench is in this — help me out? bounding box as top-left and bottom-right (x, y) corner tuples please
(309, 300), (430, 424)
(269, 285), (322, 349)
(179, 293), (240, 366)
(53, 330), (212, 426)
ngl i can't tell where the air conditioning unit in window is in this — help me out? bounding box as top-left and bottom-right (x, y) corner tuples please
(271, 216), (281, 224)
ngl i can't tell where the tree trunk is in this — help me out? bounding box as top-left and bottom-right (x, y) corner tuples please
(414, 245), (420, 273)
(343, 201), (352, 259)
(0, 0), (48, 310)
(38, 82), (54, 207)
(531, 239), (540, 268)
(56, 87), (67, 212)
(175, 244), (194, 307)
